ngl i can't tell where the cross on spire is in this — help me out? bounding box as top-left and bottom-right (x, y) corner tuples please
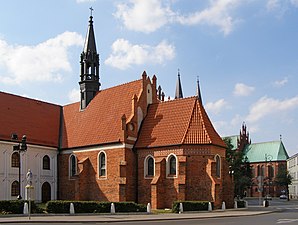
(89, 7), (94, 17)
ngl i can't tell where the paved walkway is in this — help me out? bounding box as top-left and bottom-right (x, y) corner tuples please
(0, 207), (275, 223)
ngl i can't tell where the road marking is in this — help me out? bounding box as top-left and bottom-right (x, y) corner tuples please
(277, 219), (298, 224)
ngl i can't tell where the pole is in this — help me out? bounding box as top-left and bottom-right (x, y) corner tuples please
(29, 188), (31, 220)
(18, 150), (22, 200)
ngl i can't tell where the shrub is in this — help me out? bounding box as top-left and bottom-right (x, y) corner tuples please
(172, 201), (212, 213)
(0, 200), (37, 214)
(46, 200), (146, 214)
(114, 202), (146, 212)
(237, 200), (246, 208)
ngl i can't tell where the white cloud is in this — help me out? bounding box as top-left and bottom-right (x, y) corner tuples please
(68, 88), (80, 103)
(273, 77), (288, 87)
(115, 0), (245, 35)
(291, 0), (298, 7)
(205, 99), (228, 114)
(267, 0), (298, 9)
(0, 32), (84, 84)
(233, 83), (255, 96)
(104, 39), (175, 70)
(114, 0), (174, 33)
(266, 0), (280, 11)
(246, 96), (298, 123)
(176, 0), (242, 35)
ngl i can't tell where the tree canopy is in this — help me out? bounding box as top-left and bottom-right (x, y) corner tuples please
(223, 137), (252, 198)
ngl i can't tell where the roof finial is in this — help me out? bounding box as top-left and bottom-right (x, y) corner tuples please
(280, 134), (282, 141)
(89, 7), (94, 17)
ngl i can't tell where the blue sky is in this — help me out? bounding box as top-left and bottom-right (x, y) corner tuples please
(1, 0), (298, 156)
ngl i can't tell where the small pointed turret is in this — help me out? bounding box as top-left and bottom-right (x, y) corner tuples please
(83, 14), (97, 54)
(175, 69), (183, 99)
(196, 76), (203, 104)
(79, 8), (100, 110)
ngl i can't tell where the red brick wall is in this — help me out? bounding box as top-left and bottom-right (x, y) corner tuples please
(250, 161), (287, 197)
(137, 145), (233, 209)
(58, 154), (76, 200)
(58, 147), (137, 202)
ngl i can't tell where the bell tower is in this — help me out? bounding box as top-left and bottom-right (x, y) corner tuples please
(79, 8), (100, 110)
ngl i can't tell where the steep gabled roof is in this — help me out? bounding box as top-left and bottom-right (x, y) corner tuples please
(183, 100), (226, 147)
(0, 92), (61, 147)
(244, 141), (289, 163)
(61, 79), (143, 149)
(135, 97), (226, 148)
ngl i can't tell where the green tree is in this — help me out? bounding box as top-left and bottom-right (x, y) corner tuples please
(223, 137), (252, 198)
(275, 165), (292, 201)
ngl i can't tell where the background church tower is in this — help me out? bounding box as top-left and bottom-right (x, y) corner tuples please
(79, 8), (100, 110)
(175, 69), (183, 99)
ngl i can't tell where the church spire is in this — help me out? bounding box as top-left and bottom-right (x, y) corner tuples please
(175, 69), (183, 99)
(196, 76), (203, 104)
(83, 7), (97, 54)
(79, 8), (100, 110)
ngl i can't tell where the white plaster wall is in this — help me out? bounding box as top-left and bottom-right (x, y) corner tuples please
(288, 156), (298, 199)
(0, 141), (58, 202)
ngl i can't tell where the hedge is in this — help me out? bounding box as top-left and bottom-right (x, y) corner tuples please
(46, 201), (146, 214)
(0, 200), (37, 214)
(236, 200), (246, 208)
(172, 201), (212, 213)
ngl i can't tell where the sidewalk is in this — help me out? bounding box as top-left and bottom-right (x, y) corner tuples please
(0, 207), (275, 223)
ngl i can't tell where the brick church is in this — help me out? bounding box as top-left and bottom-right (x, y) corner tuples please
(0, 14), (233, 209)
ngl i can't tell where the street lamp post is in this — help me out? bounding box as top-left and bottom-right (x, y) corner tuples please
(265, 154), (273, 197)
(11, 134), (27, 200)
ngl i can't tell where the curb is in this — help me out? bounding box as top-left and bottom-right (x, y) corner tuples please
(0, 209), (276, 224)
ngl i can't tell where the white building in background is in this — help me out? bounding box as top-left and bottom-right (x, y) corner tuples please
(0, 140), (58, 202)
(0, 91), (61, 203)
(288, 153), (298, 199)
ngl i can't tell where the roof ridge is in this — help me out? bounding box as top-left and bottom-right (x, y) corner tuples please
(157, 96), (197, 104)
(0, 91), (62, 107)
(63, 79), (143, 108)
(101, 78), (142, 93)
(181, 98), (197, 143)
(249, 140), (282, 145)
(196, 101), (212, 143)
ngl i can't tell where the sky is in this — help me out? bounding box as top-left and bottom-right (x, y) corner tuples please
(1, 0), (298, 157)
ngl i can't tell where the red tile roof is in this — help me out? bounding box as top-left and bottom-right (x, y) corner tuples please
(0, 92), (61, 147)
(61, 79), (143, 149)
(135, 97), (226, 148)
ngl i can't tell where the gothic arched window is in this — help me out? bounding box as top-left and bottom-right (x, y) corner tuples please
(69, 155), (77, 177)
(144, 155), (154, 177)
(11, 152), (20, 168)
(215, 155), (221, 178)
(261, 165), (265, 177)
(11, 181), (19, 196)
(167, 154), (177, 177)
(268, 165), (274, 178)
(43, 155), (50, 170)
(98, 152), (106, 177)
(257, 165), (261, 176)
